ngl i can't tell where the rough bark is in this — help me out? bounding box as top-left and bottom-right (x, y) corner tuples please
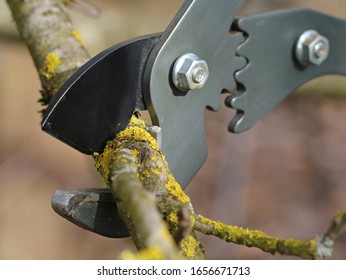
(6, 0), (90, 107)
(7, 0), (345, 259)
(6, 0), (206, 260)
(94, 116), (206, 259)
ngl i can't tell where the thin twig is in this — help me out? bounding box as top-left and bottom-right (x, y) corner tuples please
(194, 215), (318, 259)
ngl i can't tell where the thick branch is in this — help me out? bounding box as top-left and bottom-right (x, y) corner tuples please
(8, 0), (344, 260)
(7, 0), (204, 259)
(6, 0), (90, 105)
(94, 116), (206, 259)
(106, 147), (180, 259)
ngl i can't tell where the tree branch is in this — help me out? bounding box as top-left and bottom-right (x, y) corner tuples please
(315, 211), (346, 258)
(7, 0), (345, 260)
(6, 0), (90, 106)
(7, 0), (202, 259)
(194, 215), (317, 259)
(102, 146), (180, 259)
(94, 115), (206, 259)
(194, 211), (346, 259)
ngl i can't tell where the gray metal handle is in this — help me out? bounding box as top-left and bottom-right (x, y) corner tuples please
(227, 8), (346, 133)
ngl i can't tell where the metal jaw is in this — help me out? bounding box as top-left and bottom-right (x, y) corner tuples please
(52, 188), (128, 238)
(227, 8), (346, 133)
(144, 0), (246, 188)
(42, 35), (160, 154)
(42, 0), (246, 189)
(50, 0), (246, 238)
(49, 4), (346, 238)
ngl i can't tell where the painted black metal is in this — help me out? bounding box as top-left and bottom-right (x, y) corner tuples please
(42, 35), (160, 154)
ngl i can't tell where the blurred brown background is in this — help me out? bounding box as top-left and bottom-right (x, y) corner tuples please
(0, 0), (346, 259)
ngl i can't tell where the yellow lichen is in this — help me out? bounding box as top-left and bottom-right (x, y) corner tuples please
(165, 174), (190, 203)
(140, 170), (151, 179)
(151, 166), (163, 175)
(94, 115), (162, 182)
(197, 216), (317, 259)
(180, 235), (199, 258)
(95, 145), (110, 179)
(94, 141), (119, 181)
(130, 149), (139, 162)
(43, 52), (61, 79)
(117, 126), (160, 151)
(168, 212), (179, 224)
(190, 214), (196, 227)
(72, 29), (84, 46)
(129, 114), (146, 128)
(121, 245), (165, 260)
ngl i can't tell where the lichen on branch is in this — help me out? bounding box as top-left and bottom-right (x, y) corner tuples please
(7, 0), (346, 260)
(6, 0), (90, 106)
(94, 115), (206, 259)
(194, 215), (318, 259)
(194, 211), (346, 259)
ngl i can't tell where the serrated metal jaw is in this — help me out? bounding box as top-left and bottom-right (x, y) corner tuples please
(144, 0), (246, 188)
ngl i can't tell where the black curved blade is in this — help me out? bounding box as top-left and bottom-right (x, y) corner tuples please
(42, 35), (160, 154)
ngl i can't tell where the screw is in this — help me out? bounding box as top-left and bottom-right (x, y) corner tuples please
(172, 53), (209, 92)
(295, 30), (330, 67)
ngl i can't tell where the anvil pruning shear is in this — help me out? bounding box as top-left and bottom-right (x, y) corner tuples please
(43, 0), (346, 237)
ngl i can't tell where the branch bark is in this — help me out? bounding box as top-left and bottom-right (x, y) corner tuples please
(94, 116), (206, 259)
(6, 0), (206, 260)
(6, 0), (90, 106)
(7, 0), (345, 260)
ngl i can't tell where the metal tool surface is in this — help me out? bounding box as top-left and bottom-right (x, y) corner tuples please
(42, 35), (160, 154)
(44, 1), (346, 237)
(144, 0), (246, 187)
(52, 188), (128, 238)
(227, 8), (346, 133)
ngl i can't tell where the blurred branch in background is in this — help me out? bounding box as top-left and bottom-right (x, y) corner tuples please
(6, 0), (205, 260)
(2, 0), (346, 259)
(62, 0), (101, 18)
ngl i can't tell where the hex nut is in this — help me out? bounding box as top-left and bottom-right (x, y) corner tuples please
(296, 30), (330, 66)
(172, 53), (209, 92)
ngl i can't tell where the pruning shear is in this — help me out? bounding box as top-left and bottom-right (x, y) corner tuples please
(43, 0), (346, 237)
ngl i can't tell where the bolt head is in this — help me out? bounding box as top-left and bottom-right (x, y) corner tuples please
(296, 30), (330, 66)
(172, 53), (209, 92)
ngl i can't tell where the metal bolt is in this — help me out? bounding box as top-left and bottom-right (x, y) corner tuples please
(295, 30), (330, 67)
(313, 40), (328, 59)
(172, 53), (209, 92)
